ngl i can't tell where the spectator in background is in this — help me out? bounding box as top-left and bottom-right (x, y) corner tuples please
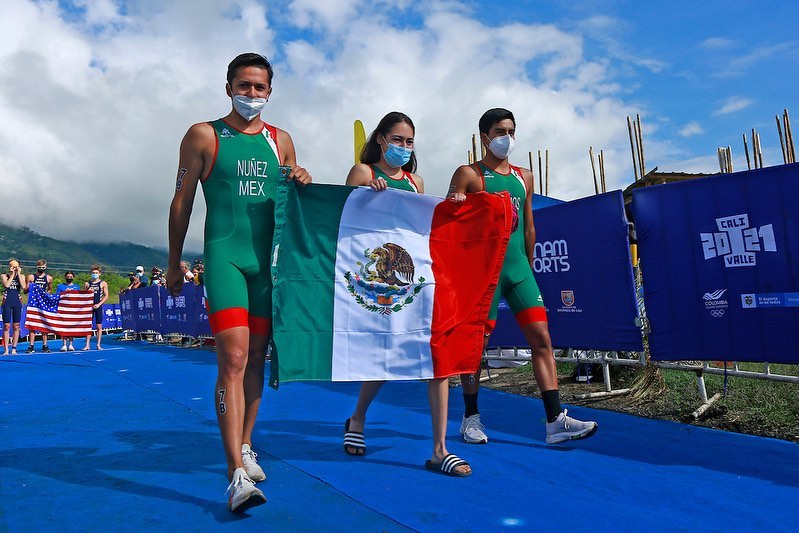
(191, 264), (201, 284)
(83, 265), (109, 351)
(192, 259), (204, 285)
(180, 261), (195, 283)
(121, 271), (142, 293)
(26, 259), (53, 353)
(2, 259), (27, 355)
(150, 266), (164, 286)
(135, 265), (149, 287)
(57, 271), (81, 351)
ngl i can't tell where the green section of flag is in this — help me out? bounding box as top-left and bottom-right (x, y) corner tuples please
(270, 180), (355, 388)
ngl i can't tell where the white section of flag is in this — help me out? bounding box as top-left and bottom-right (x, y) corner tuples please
(331, 187), (439, 381)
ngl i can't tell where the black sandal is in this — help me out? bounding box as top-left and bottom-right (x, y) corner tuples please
(343, 418), (366, 456)
(425, 454), (471, 477)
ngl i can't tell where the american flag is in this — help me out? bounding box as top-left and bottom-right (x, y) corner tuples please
(25, 283), (94, 336)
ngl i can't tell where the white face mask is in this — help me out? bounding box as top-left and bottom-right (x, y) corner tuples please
(232, 95), (267, 121)
(487, 133), (515, 159)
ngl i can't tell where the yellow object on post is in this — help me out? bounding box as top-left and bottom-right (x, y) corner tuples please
(354, 120), (366, 164)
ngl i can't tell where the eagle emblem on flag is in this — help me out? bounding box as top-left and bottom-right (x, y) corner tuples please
(344, 243), (425, 315)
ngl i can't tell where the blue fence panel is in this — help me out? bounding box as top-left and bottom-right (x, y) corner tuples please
(490, 191), (642, 351)
(131, 286), (163, 333)
(194, 284), (212, 337)
(102, 305), (117, 329)
(633, 163), (799, 363)
(120, 293), (137, 331)
(160, 283), (198, 336)
(114, 304), (122, 329)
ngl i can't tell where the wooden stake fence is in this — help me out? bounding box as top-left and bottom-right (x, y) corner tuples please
(627, 116), (639, 181)
(589, 146), (599, 194)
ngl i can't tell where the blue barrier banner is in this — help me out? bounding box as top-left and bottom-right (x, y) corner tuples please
(114, 304), (122, 329)
(489, 191), (642, 351)
(161, 283), (198, 336)
(132, 285), (163, 333)
(633, 163), (799, 363)
(120, 293), (137, 331)
(194, 284), (212, 337)
(102, 305), (117, 329)
(532, 193), (563, 210)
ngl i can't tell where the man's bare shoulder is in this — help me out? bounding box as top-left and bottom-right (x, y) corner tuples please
(181, 122), (216, 154)
(273, 125), (294, 145)
(453, 163), (479, 175)
(185, 121), (215, 139)
(517, 166), (534, 188)
(452, 163), (482, 190)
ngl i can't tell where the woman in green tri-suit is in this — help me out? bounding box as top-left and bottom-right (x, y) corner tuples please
(341, 111), (471, 477)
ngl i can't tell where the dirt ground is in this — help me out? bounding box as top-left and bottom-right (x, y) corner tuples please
(473, 365), (799, 444)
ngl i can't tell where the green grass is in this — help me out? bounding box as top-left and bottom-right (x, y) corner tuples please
(665, 368), (799, 435)
(508, 361), (799, 441)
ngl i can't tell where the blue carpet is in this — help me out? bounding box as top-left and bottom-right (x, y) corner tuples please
(1, 337), (797, 532)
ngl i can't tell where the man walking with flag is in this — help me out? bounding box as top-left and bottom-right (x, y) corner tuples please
(448, 108), (598, 445)
(166, 53), (312, 513)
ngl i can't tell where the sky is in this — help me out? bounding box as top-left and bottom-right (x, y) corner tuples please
(0, 0), (796, 253)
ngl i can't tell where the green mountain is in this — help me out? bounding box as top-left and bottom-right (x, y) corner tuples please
(0, 223), (200, 274)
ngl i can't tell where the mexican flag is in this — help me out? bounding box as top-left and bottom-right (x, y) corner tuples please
(270, 180), (512, 386)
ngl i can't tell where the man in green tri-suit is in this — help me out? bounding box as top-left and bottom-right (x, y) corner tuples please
(166, 53), (312, 513)
(448, 108), (598, 447)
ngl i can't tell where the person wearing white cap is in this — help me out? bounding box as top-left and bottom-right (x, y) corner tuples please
(134, 265), (148, 287)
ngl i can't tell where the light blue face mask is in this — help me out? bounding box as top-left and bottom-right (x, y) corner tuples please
(382, 136), (413, 168)
(91, 273), (100, 280)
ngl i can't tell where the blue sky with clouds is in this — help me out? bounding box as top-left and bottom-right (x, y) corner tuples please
(0, 0), (796, 250)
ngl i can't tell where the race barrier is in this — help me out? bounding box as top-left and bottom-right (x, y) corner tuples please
(489, 190), (642, 353)
(634, 163), (799, 364)
(119, 284), (211, 337)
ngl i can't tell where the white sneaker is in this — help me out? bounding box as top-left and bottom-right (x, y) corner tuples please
(460, 414), (488, 444)
(68, 344), (75, 351)
(241, 443), (266, 482)
(226, 468), (266, 513)
(545, 409), (598, 444)
(60, 345), (67, 352)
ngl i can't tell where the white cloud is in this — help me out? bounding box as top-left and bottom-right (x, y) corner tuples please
(728, 42), (795, 72)
(288, 0), (363, 30)
(714, 96), (754, 115)
(0, 0), (644, 253)
(679, 121), (703, 137)
(700, 37), (734, 49)
(577, 15), (667, 74)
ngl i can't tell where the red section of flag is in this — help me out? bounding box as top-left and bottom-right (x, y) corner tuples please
(430, 191), (511, 377)
(24, 284), (94, 337)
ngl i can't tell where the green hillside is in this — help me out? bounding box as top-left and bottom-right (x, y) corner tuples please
(0, 223), (200, 274)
